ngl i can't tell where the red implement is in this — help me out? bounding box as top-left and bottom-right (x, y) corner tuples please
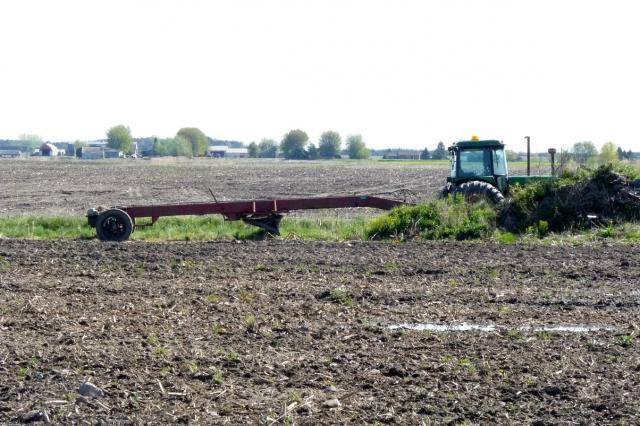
(87, 195), (404, 241)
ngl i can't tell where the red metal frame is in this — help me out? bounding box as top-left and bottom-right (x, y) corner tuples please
(121, 195), (404, 224)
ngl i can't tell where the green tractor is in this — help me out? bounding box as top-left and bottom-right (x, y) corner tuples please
(442, 137), (555, 203)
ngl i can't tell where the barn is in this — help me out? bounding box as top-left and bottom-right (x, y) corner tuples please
(207, 146), (249, 158)
(40, 143), (62, 157)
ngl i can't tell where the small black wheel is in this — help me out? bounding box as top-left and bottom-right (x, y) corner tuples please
(439, 183), (452, 199)
(95, 209), (133, 242)
(452, 181), (505, 204)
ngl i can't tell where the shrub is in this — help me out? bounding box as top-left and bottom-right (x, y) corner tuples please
(365, 196), (496, 241)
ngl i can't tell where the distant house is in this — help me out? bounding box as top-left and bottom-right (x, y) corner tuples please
(207, 146), (249, 158)
(383, 149), (422, 160)
(0, 149), (21, 158)
(40, 143), (64, 157)
(78, 146), (123, 160)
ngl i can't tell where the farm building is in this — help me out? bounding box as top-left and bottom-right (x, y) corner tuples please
(207, 146), (249, 158)
(0, 149), (21, 158)
(40, 143), (65, 157)
(383, 149), (422, 160)
(78, 146), (124, 160)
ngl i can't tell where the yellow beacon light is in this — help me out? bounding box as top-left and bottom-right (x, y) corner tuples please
(471, 135), (480, 141)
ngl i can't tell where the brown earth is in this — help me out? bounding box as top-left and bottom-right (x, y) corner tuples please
(0, 158), (451, 218)
(0, 239), (638, 424)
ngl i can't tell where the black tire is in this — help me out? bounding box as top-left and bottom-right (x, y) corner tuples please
(439, 183), (452, 199)
(452, 181), (505, 204)
(95, 209), (133, 242)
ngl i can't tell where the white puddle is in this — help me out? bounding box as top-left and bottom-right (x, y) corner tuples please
(388, 322), (616, 333)
(518, 325), (616, 332)
(389, 323), (496, 332)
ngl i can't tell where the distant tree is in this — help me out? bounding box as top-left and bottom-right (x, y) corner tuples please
(432, 142), (447, 160)
(599, 142), (618, 165)
(420, 147), (430, 160)
(307, 143), (318, 160)
(570, 141), (598, 165)
(617, 147), (624, 160)
(18, 133), (43, 150)
(257, 138), (277, 158)
(346, 134), (370, 159)
(73, 140), (87, 157)
(506, 150), (521, 162)
(247, 142), (259, 158)
(177, 127), (208, 157)
(318, 131), (342, 159)
(153, 136), (192, 157)
(280, 129), (309, 159)
(106, 125), (133, 154)
(626, 150), (634, 160)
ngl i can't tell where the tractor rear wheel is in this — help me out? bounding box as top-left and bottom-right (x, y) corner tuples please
(452, 181), (505, 204)
(95, 209), (133, 242)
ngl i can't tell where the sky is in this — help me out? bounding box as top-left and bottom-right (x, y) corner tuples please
(1, 0), (639, 153)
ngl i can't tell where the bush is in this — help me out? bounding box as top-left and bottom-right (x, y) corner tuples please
(500, 164), (640, 233)
(368, 164), (640, 241)
(366, 196), (496, 241)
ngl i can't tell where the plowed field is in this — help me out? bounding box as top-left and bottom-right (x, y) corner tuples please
(1, 239), (638, 424)
(0, 158), (451, 217)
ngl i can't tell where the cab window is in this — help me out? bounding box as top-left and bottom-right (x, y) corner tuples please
(458, 148), (492, 177)
(492, 148), (507, 175)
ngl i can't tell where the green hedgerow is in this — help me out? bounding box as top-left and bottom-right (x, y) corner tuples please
(365, 196), (496, 241)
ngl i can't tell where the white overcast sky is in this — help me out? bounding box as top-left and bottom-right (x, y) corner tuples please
(1, 0), (639, 152)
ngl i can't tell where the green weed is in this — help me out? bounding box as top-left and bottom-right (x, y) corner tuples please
(205, 293), (222, 303)
(330, 288), (355, 307)
(243, 314), (257, 331)
(616, 335), (634, 347)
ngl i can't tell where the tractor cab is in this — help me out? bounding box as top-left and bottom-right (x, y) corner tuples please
(447, 139), (509, 194)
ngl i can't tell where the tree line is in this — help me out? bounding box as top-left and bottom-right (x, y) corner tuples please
(248, 129), (370, 160)
(568, 141), (634, 165)
(105, 125), (372, 160)
(9, 127), (637, 163)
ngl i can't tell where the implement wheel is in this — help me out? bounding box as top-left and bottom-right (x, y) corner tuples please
(452, 181), (505, 205)
(95, 209), (133, 242)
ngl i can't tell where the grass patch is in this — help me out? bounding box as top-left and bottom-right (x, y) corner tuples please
(0, 215), (367, 241)
(0, 216), (95, 239)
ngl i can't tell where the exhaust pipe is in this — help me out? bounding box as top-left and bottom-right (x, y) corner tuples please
(525, 136), (531, 176)
(548, 148), (557, 177)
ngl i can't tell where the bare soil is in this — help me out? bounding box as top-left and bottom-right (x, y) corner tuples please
(0, 239), (638, 424)
(0, 158), (451, 217)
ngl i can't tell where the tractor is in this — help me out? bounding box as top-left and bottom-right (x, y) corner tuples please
(441, 137), (556, 203)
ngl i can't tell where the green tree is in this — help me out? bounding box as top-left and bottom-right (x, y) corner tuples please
(346, 134), (370, 159)
(153, 136), (192, 157)
(307, 143), (318, 160)
(599, 141), (618, 165)
(506, 150), (521, 162)
(18, 133), (43, 150)
(106, 125), (133, 154)
(258, 138), (278, 158)
(318, 131), (342, 159)
(176, 127), (208, 157)
(420, 147), (430, 160)
(73, 140), (87, 157)
(570, 141), (597, 165)
(280, 129), (309, 159)
(432, 142), (447, 160)
(617, 147), (624, 160)
(248, 142), (259, 158)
